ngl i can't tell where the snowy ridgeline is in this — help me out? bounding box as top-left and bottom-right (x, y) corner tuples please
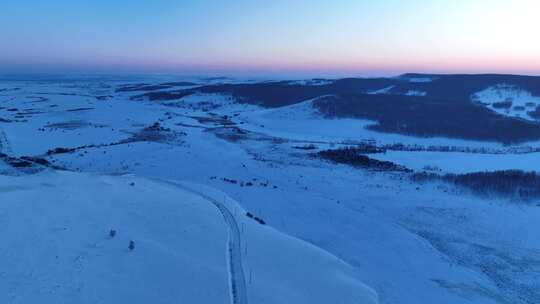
(0, 171), (377, 304)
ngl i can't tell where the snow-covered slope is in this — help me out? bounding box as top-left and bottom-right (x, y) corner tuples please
(472, 84), (540, 122)
(367, 86), (426, 96)
(238, 97), (534, 148)
(0, 171), (377, 304)
(368, 86), (395, 95)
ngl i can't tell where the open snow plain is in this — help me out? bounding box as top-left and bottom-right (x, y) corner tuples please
(1, 75), (540, 304)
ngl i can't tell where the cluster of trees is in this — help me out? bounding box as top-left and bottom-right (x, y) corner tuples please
(528, 106), (540, 120)
(413, 170), (540, 199)
(316, 147), (410, 172)
(492, 101), (513, 109)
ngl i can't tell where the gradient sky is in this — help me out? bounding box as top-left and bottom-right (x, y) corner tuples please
(1, 0), (539, 77)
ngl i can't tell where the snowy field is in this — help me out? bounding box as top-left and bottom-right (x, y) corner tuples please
(0, 171), (376, 304)
(2, 76), (540, 304)
(370, 150), (540, 174)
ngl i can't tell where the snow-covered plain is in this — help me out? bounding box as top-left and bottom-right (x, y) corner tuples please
(370, 150), (540, 174)
(2, 76), (540, 304)
(368, 86), (427, 96)
(404, 90), (427, 96)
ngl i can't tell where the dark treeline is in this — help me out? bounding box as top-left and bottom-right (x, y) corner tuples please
(381, 143), (540, 154)
(313, 94), (540, 144)
(398, 73), (540, 99)
(131, 90), (193, 101)
(316, 147), (410, 172)
(413, 170), (540, 199)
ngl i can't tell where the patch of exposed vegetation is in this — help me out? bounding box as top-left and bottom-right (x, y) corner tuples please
(126, 122), (184, 143)
(528, 106), (540, 120)
(492, 101), (513, 109)
(116, 84), (172, 92)
(292, 144), (318, 150)
(65, 107), (94, 112)
(95, 95), (113, 100)
(44, 120), (93, 130)
(246, 212), (266, 225)
(45, 122), (186, 156)
(0, 153), (58, 170)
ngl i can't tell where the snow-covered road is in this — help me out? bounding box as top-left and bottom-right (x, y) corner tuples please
(165, 181), (248, 304)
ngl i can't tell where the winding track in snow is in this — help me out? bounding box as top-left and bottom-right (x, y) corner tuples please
(163, 181), (248, 304)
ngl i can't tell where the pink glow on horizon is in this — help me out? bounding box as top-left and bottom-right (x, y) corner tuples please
(2, 1), (540, 76)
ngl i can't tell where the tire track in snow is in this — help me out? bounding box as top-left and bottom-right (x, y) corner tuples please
(0, 127), (12, 155)
(164, 181), (248, 304)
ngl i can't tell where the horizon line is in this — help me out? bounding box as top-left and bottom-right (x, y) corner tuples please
(2, 70), (540, 80)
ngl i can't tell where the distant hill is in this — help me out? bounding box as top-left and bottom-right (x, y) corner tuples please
(131, 74), (540, 143)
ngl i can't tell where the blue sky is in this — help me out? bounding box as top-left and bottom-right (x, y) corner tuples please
(1, 0), (539, 77)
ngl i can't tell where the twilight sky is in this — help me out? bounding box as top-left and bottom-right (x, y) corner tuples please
(1, 0), (539, 77)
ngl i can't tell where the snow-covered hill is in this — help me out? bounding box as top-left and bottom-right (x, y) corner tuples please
(0, 171), (377, 304)
(472, 84), (540, 122)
